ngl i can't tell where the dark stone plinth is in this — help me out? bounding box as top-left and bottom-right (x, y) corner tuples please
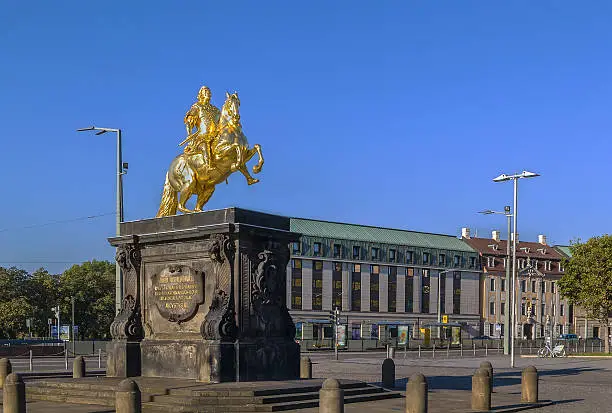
(107, 340), (141, 378)
(107, 207), (299, 382)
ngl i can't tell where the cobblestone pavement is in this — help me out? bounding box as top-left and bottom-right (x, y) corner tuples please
(2, 355), (612, 412)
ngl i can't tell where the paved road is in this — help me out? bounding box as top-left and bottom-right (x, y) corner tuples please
(3, 354), (612, 412)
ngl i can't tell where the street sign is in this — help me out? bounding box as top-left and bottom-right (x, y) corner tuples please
(442, 315), (448, 324)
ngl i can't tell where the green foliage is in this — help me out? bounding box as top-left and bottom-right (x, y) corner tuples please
(558, 235), (612, 352)
(0, 261), (115, 339)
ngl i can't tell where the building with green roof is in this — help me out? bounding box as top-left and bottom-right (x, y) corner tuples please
(286, 217), (483, 347)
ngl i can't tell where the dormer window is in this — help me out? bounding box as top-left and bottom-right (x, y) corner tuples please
(439, 254), (446, 266)
(406, 251), (414, 264)
(313, 242), (321, 256)
(371, 247), (380, 260)
(454, 255), (461, 267)
(423, 252), (430, 264)
(537, 248), (547, 255)
(291, 242), (301, 254)
(333, 244), (341, 258)
(389, 249), (396, 262)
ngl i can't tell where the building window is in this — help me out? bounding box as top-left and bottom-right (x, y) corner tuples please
(521, 303), (526, 316)
(371, 265), (379, 274)
(470, 257), (476, 268)
(388, 266), (397, 312)
(439, 254), (446, 266)
(371, 247), (380, 260)
(406, 251), (414, 264)
(490, 278), (495, 292)
(370, 272), (379, 312)
(489, 324), (494, 336)
(423, 252), (430, 265)
(353, 246), (361, 259)
(421, 269), (430, 313)
(332, 262), (342, 310)
(313, 242), (321, 256)
(333, 244), (341, 258)
(489, 302), (495, 315)
(351, 269), (361, 311)
(291, 259), (303, 310)
(531, 280), (536, 292)
(551, 282), (555, 293)
(353, 263), (361, 273)
(389, 249), (396, 263)
(312, 260), (323, 310)
(452, 271), (461, 314)
(406, 268), (414, 313)
(454, 255), (460, 267)
(501, 278), (506, 292)
(520, 280), (526, 293)
(541, 281), (546, 294)
(541, 304), (545, 317)
(439, 271), (446, 314)
(487, 256), (495, 267)
(501, 302), (505, 315)
(291, 242), (300, 254)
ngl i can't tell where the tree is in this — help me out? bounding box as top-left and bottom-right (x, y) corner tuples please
(558, 235), (612, 353)
(0, 267), (31, 338)
(59, 260), (115, 339)
(25, 268), (59, 337)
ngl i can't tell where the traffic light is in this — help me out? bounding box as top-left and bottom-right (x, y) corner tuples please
(328, 308), (341, 325)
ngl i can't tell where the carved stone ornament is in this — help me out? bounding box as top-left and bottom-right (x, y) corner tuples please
(251, 249), (295, 339)
(152, 265), (204, 323)
(110, 241), (144, 340)
(201, 234), (237, 340)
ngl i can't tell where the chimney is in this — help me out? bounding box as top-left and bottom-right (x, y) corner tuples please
(492, 230), (501, 242)
(461, 227), (471, 239)
(538, 234), (547, 245)
(511, 233), (519, 243)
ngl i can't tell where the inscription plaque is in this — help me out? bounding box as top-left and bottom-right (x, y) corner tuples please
(152, 265), (204, 322)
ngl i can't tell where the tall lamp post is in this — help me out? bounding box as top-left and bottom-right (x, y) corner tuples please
(437, 269), (455, 340)
(493, 171), (540, 368)
(77, 126), (127, 314)
(479, 206), (512, 355)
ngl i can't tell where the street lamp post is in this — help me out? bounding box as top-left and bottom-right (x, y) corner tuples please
(493, 171), (540, 368)
(77, 126), (127, 314)
(479, 206), (512, 355)
(438, 269), (454, 340)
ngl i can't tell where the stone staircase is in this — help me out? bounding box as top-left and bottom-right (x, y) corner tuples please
(26, 377), (401, 412)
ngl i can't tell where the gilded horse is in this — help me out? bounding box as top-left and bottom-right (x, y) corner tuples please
(156, 92), (264, 217)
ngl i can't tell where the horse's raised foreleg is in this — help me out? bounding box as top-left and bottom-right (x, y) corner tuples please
(237, 163), (259, 185)
(252, 144), (264, 174)
(195, 185), (216, 211)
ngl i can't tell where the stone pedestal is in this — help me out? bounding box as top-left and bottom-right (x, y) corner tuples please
(107, 208), (299, 382)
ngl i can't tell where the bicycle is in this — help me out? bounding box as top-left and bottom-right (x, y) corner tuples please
(538, 343), (566, 358)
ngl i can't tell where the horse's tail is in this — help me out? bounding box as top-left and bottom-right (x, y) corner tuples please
(156, 173), (178, 217)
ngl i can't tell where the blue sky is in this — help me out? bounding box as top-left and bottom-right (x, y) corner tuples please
(1, 1), (611, 273)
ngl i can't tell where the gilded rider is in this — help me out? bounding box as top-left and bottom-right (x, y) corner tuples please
(182, 86), (221, 169)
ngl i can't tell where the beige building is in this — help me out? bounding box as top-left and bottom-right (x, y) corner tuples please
(463, 229), (570, 340)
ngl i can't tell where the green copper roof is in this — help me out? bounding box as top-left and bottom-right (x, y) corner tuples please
(290, 218), (475, 252)
(555, 245), (572, 258)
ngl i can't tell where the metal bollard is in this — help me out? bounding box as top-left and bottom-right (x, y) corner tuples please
(29, 350), (33, 371)
(73, 355), (86, 378)
(98, 348), (102, 369)
(3, 373), (26, 413)
(446, 342), (450, 358)
(473, 343), (476, 356)
(382, 358), (395, 388)
(116, 378), (142, 413)
(480, 361), (493, 391)
(389, 346), (395, 359)
(521, 366), (538, 403)
(405, 373), (428, 413)
(471, 368), (491, 411)
(485, 343), (488, 357)
(65, 347), (68, 370)
(460, 342), (463, 357)
(418, 344), (421, 358)
(0, 358), (12, 388)
(432, 343), (435, 359)
(300, 356), (312, 379)
(319, 378), (344, 413)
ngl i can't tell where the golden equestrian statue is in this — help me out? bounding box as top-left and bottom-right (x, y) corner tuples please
(156, 87), (264, 217)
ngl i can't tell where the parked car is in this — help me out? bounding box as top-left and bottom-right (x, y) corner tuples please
(472, 335), (491, 340)
(559, 334), (578, 340)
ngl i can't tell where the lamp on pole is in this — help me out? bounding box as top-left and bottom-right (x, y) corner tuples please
(77, 126), (128, 314)
(493, 171), (540, 368)
(479, 206), (512, 355)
